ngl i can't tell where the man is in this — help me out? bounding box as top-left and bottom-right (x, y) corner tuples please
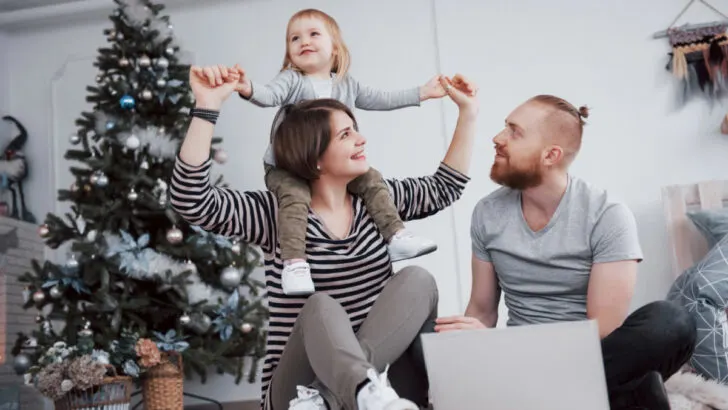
(435, 95), (697, 409)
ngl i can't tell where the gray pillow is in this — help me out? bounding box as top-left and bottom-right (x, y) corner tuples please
(667, 233), (728, 382)
(688, 208), (728, 247)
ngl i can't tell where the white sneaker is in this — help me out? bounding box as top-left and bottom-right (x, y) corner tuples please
(387, 230), (437, 263)
(282, 261), (315, 296)
(357, 365), (418, 410)
(289, 386), (326, 409)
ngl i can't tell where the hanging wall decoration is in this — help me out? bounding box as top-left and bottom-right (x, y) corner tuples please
(654, 0), (728, 106)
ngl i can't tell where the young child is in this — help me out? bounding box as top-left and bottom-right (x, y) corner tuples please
(233, 8), (446, 296)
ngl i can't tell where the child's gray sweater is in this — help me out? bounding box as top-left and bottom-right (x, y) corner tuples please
(239, 69), (421, 165)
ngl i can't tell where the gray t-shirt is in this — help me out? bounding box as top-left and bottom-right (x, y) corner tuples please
(470, 175), (643, 326)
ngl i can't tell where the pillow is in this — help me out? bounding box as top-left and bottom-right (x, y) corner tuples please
(667, 233), (728, 382)
(688, 208), (728, 247)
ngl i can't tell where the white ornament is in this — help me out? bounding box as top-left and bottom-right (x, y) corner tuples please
(166, 227), (183, 244)
(231, 241), (241, 255)
(241, 322), (253, 334)
(141, 89), (153, 100)
(96, 173), (109, 187)
(156, 78), (167, 88)
(127, 188), (138, 202)
(69, 133), (81, 145)
(49, 286), (63, 299)
(180, 314), (191, 325)
(213, 150), (228, 164)
(155, 57), (169, 69)
(138, 55), (151, 67)
(125, 134), (141, 150)
(220, 266), (241, 288)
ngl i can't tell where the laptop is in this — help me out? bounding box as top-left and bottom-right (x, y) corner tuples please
(420, 319), (610, 410)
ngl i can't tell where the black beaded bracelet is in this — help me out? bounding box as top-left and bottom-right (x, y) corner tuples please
(190, 107), (220, 125)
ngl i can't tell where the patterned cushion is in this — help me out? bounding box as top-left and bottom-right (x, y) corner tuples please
(667, 233), (728, 382)
(688, 208), (728, 248)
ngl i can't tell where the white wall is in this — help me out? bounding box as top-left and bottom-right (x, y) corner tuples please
(3, 0), (728, 403)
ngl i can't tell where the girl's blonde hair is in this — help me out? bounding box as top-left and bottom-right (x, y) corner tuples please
(280, 9), (351, 79)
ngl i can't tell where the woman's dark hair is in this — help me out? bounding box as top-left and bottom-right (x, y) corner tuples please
(271, 99), (358, 181)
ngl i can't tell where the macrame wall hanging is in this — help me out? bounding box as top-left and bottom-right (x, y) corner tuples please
(655, 0), (728, 107)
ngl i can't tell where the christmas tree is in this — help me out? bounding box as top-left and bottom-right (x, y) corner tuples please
(10, 0), (268, 391)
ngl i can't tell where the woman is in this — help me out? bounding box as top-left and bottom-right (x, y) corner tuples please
(170, 65), (479, 410)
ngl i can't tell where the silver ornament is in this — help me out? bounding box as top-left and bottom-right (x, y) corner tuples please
(96, 173), (109, 187)
(140, 160), (149, 170)
(79, 328), (93, 337)
(13, 354), (31, 375)
(187, 312), (211, 334)
(119, 57), (130, 67)
(89, 173), (99, 184)
(66, 255), (79, 270)
(69, 133), (81, 144)
(32, 291), (45, 303)
(127, 188), (138, 202)
(241, 322), (253, 334)
(231, 242), (241, 254)
(95, 74), (103, 83)
(125, 134), (140, 149)
(155, 57), (169, 69)
(38, 224), (50, 237)
(156, 78), (167, 88)
(70, 182), (79, 193)
(179, 314), (191, 325)
(116, 32), (124, 41)
(138, 55), (151, 68)
(49, 286), (63, 299)
(141, 89), (153, 100)
(165, 46), (175, 56)
(166, 227), (183, 244)
(220, 266), (242, 288)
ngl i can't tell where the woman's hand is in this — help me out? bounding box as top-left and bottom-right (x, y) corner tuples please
(434, 315), (486, 332)
(441, 74), (479, 118)
(189, 64), (241, 110)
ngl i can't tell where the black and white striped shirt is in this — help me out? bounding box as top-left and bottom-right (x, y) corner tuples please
(169, 157), (469, 407)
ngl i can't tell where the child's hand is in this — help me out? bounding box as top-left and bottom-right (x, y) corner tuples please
(232, 64), (253, 97)
(419, 74), (447, 101)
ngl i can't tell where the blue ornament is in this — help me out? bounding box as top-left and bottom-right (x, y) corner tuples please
(119, 94), (135, 109)
(106, 121), (115, 130)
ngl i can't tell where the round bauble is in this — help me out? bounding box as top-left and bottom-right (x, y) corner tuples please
(165, 46), (175, 56)
(140, 160), (149, 170)
(241, 322), (253, 334)
(119, 57), (130, 67)
(119, 94), (135, 109)
(49, 286), (63, 299)
(127, 188), (138, 202)
(140, 89), (153, 101)
(180, 313), (191, 325)
(155, 57), (169, 69)
(38, 224), (50, 237)
(13, 354), (31, 375)
(138, 55), (151, 68)
(220, 266), (241, 288)
(231, 241), (241, 255)
(96, 173), (109, 187)
(66, 256), (79, 270)
(166, 227), (183, 244)
(156, 78), (167, 88)
(213, 149), (228, 164)
(89, 173), (99, 184)
(32, 290), (45, 303)
(125, 134), (140, 150)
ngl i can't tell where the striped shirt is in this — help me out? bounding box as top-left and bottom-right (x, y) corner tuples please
(169, 156), (469, 407)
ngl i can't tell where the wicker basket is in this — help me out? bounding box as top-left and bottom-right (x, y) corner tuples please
(142, 351), (183, 410)
(54, 365), (132, 410)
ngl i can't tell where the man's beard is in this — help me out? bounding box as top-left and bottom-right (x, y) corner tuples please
(490, 155), (543, 190)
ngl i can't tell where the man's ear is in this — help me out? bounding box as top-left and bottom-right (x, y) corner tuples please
(543, 145), (564, 167)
